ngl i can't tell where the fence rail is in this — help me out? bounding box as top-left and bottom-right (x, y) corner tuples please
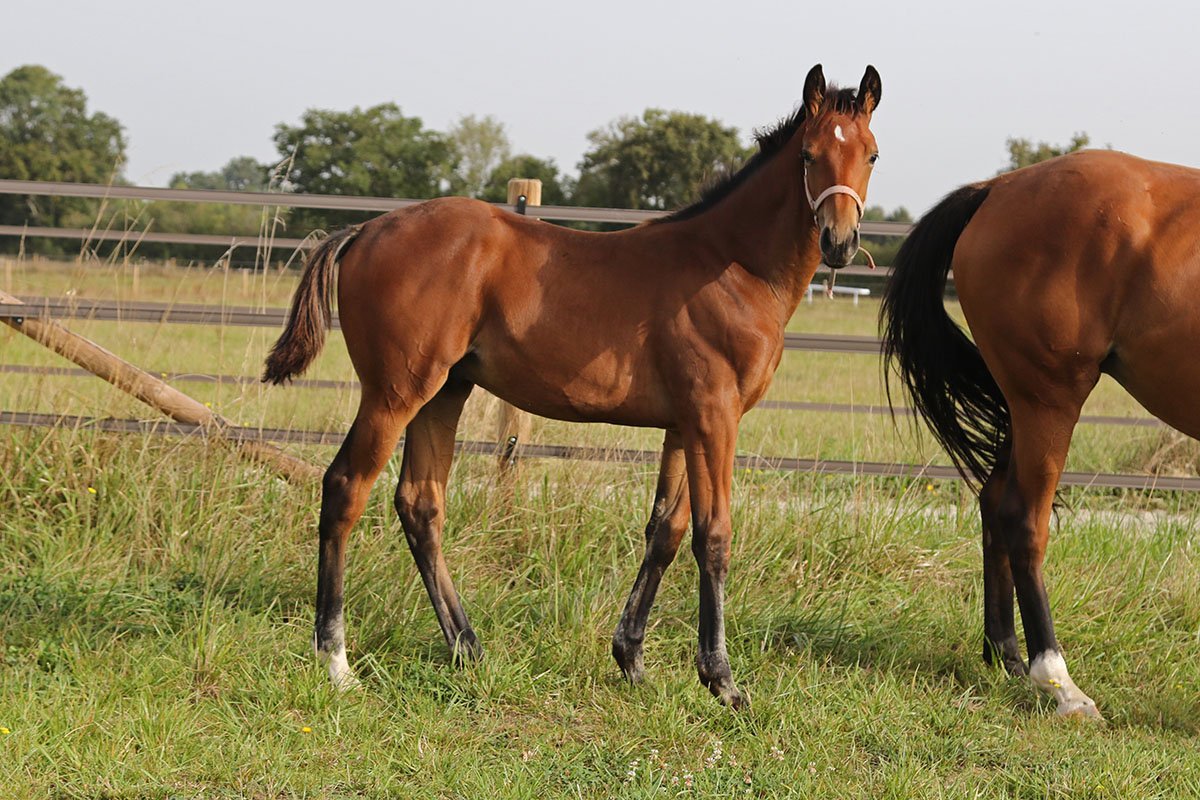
(0, 179), (912, 247)
(3, 409), (1194, 492)
(0, 363), (1165, 430)
(0, 296), (884, 353)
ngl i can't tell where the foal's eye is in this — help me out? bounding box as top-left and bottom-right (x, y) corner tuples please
(869, 153), (880, 165)
(801, 149), (815, 165)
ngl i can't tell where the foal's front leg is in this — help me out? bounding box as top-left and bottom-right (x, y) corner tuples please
(612, 430), (690, 683)
(682, 416), (745, 708)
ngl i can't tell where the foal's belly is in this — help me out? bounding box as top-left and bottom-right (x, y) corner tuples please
(457, 341), (675, 428)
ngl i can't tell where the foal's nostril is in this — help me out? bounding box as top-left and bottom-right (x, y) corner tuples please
(820, 227), (833, 253)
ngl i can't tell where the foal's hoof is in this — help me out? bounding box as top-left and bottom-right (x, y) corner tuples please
(1056, 696), (1103, 722)
(330, 668), (362, 692)
(612, 640), (645, 684)
(715, 684), (748, 710)
(450, 633), (483, 667)
(1003, 657), (1029, 678)
(321, 649), (361, 691)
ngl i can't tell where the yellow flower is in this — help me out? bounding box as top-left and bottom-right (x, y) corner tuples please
(0, 727), (10, 735)
(925, 483), (934, 492)
(87, 487), (97, 495)
(301, 726), (312, 733)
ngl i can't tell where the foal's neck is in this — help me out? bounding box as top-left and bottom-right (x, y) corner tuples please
(675, 156), (822, 324)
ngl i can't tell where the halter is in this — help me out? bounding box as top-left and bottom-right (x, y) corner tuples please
(804, 167), (865, 224)
(804, 167), (875, 277)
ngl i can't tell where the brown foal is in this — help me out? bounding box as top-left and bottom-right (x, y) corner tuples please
(881, 149), (1200, 719)
(265, 64), (882, 707)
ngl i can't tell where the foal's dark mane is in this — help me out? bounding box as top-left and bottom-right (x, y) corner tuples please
(652, 85), (862, 225)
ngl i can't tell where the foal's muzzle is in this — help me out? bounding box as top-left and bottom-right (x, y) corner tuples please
(820, 226), (860, 269)
(805, 178), (865, 270)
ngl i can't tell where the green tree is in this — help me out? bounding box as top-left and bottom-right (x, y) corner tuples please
(574, 109), (751, 211)
(273, 103), (456, 231)
(479, 154), (571, 205)
(127, 156), (279, 262)
(169, 156), (271, 192)
(447, 114), (511, 198)
(0, 64), (126, 247)
(1001, 132), (1090, 172)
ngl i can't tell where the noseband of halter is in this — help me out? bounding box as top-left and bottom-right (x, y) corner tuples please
(804, 168), (864, 228)
(804, 166), (876, 271)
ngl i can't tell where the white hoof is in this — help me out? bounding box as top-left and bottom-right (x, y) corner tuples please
(1056, 695), (1102, 720)
(321, 646), (361, 691)
(1029, 650), (1101, 721)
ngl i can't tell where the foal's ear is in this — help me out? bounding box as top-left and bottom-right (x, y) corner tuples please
(803, 64), (825, 117)
(857, 65), (882, 115)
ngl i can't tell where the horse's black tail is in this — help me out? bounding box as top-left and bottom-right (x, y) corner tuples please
(262, 225), (361, 385)
(879, 183), (1008, 490)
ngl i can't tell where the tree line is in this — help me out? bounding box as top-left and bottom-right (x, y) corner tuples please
(1, 65), (1085, 265)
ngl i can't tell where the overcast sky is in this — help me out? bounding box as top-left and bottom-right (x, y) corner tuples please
(4, 0), (1193, 214)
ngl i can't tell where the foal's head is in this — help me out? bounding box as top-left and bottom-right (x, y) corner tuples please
(793, 64), (881, 268)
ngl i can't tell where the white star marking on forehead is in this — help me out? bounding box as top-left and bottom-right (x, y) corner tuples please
(834, 125), (846, 143)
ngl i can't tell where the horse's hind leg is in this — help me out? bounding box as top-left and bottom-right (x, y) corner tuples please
(612, 430), (690, 683)
(316, 390), (409, 688)
(979, 439), (1025, 676)
(394, 375), (482, 662)
(999, 397), (1101, 719)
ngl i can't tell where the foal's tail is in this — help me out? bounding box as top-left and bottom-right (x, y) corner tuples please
(879, 183), (1008, 490)
(262, 225), (362, 385)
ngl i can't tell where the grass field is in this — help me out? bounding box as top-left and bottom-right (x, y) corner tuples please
(2, 257), (1200, 798)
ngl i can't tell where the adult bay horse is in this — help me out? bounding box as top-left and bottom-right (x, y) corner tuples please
(265, 64), (882, 707)
(880, 148), (1200, 719)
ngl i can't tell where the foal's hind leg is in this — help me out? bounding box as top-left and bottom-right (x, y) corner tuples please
(979, 439), (1025, 676)
(612, 430), (690, 683)
(315, 391), (410, 688)
(999, 397), (1101, 719)
(394, 376), (482, 663)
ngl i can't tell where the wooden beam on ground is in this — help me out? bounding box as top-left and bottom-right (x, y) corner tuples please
(0, 290), (321, 484)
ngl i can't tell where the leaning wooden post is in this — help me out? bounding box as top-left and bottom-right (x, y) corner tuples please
(495, 179), (540, 475)
(0, 291), (321, 484)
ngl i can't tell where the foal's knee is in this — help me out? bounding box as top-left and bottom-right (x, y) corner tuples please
(321, 465), (365, 529)
(394, 485), (441, 551)
(645, 514), (688, 566)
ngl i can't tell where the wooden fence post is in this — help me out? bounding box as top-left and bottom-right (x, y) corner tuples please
(495, 179), (541, 474)
(0, 290), (321, 484)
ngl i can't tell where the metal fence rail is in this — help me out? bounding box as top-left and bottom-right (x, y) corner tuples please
(0, 363), (1165, 430)
(0, 179), (912, 247)
(0, 296), (884, 353)
(2, 409), (1194, 491)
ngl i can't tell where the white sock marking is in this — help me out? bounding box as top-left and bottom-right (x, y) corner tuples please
(1029, 650), (1099, 718)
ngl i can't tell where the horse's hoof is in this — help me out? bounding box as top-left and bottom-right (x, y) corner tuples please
(1004, 658), (1029, 678)
(717, 685), (748, 710)
(320, 646), (360, 691)
(1056, 697), (1103, 721)
(330, 668), (362, 692)
(451, 634), (484, 667)
(612, 640), (645, 684)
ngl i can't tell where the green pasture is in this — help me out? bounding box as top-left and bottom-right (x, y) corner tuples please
(1, 257), (1199, 797)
